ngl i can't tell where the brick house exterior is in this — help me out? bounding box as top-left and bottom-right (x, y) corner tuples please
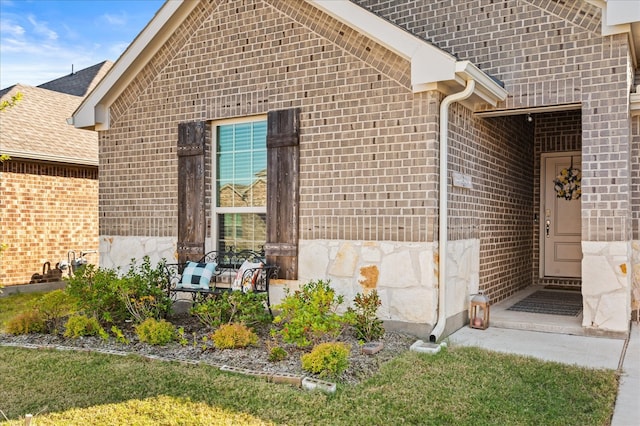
(73, 0), (639, 339)
(0, 62), (111, 287)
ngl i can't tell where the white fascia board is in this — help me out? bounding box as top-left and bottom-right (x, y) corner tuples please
(605, 0), (640, 26)
(454, 61), (508, 105)
(593, 1), (639, 66)
(631, 92), (640, 116)
(72, 0), (187, 130)
(587, 0), (634, 39)
(411, 44), (457, 92)
(309, 0), (458, 88)
(310, 0), (430, 60)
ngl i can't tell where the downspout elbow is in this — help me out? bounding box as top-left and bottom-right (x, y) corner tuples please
(429, 79), (476, 343)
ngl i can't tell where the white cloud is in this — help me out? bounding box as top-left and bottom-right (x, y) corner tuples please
(27, 15), (58, 40)
(61, 23), (80, 41)
(0, 0), (163, 89)
(102, 13), (127, 26)
(0, 36), (58, 56)
(0, 38), (102, 88)
(0, 20), (24, 37)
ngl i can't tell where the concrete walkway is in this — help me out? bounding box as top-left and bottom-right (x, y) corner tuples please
(611, 323), (640, 426)
(448, 324), (639, 425)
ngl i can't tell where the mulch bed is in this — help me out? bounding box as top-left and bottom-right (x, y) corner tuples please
(0, 312), (416, 385)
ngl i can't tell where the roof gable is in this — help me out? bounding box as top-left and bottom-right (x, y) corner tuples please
(72, 0), (507, 131)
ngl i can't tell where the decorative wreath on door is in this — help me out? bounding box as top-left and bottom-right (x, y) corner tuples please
(553, 157), (581, 200)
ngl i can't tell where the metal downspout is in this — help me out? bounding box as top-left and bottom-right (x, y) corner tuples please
(429, 79), (476, 343)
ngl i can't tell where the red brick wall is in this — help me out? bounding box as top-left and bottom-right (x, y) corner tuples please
(0, 160), (98, 286)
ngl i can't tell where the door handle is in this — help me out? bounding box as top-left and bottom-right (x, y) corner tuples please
(545, 220), (550, 238)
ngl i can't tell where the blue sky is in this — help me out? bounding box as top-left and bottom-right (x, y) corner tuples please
(0, 0), (164, 89)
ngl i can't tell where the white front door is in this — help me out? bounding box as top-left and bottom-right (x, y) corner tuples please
(542, 153), (582, 278)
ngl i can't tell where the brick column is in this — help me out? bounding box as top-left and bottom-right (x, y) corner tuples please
(580, 33), (632, 334)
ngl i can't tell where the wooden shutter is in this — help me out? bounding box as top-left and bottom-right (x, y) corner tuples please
(266, 108), (300, 279)
(177, 121), (206, 263)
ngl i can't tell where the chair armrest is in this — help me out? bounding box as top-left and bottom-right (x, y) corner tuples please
(163, 263), (184, 295)
(243, 264), (279, 293)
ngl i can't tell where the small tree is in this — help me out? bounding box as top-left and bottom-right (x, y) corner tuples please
(0, 92), (23, 112)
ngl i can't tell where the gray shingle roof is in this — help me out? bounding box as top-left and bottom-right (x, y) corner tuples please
(37, 61), (113, 97)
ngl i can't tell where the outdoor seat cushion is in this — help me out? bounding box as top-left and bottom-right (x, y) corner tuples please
(178, 261), (217, 290)
(232, 260), (263, 292)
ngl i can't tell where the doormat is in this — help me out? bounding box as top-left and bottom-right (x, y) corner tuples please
(544, 285), (581, 292)
(506, 290), (583, 316)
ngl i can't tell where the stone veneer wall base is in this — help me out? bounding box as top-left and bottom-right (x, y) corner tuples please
(100, 236), (177, 270)
(582, 241), (632, 334)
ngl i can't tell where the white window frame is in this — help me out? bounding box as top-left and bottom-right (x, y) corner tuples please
(211, 114), (268, 252)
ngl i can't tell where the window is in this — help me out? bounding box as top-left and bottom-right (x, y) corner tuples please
(213, 117), (267, 252)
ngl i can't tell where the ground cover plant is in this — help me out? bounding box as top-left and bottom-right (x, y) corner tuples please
(4, 310), (46, 335)
(301, 341), (351, 378)
(63, 315), (106, 339)
(134, 318), (176, 346)
(211, 323), (258, 349)
(0, 345), (618, 425)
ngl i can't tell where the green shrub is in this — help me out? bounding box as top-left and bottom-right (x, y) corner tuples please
(36, 289), (74, 334)
(64, 315), (104, 338)
(301, 342), (351, 378)
(211, 323), (258, 349)
(135, 318), (175, 346)
(190, 291), (270, 329)
(272, 279), (353, 348)
(268, 346), (288, 362)
(347, 290), (385, 342)
(65, 257), (172, 324)
(65, 264), (127, 323)
(5, 310), (46, 335)
(120, 257), (172, 323)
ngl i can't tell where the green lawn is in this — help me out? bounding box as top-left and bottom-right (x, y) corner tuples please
(0, 344), (618, 425)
